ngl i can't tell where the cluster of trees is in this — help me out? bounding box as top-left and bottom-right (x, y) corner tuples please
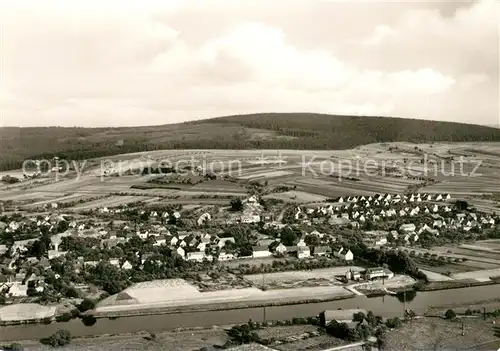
(0, 343), (24, 351)
(0, 175), (20, 184)
(226, 317), (321, 347)
(229, 198), (244, 211)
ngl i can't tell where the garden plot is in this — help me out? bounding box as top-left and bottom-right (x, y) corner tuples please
(190, 180), (247, 193)
(443, 246), (500, 262)
(69, 195), (154, 210)
(237, 170), (294, 180)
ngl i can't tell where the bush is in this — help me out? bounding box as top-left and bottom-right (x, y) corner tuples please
(55, 313), (72, 323)
(2, 343), (24, 351)
(1, 175), (20, 184)
(445, 309), (456, 320)
(385, 317), (402, 329)
(40, 329), (72, 347)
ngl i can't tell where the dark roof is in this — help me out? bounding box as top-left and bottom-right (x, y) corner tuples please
(252, 246), (270, 252)
(321, 309), (367, 322)
(116, 292), (134, 301)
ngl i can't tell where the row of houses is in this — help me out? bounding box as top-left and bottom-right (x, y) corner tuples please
(252, 243), (353, 261)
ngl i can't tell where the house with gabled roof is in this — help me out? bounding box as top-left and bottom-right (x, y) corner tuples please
(335, 248), (353, 261)
(312, 246), (331, 256)
(274, 242), (287, 255)
(186, 251), (206, 262)
(295, 246), (310, 259)
(400, 223), (416, 233)
(176, 246), (185, 258)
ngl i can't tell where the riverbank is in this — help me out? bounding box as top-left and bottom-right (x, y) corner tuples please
(417, 279), (499, 292)
(2, 284), (500, 343)
(90, 293), (355, 318)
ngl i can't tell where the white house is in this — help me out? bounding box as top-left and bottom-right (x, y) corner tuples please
(8, 283), (28, 297)
(297, 246), (310, 259)
(121, 261), (133, 270)
(218, 252), (235, 261)
(176, 247), (185, 258)
(197, 213), (211, 226)
(399, 223), (416, 233)
(217, 237), (235, 249)
(252, 246), (272, 258)
(170, 236), (179, 246)
(197, 242), (207, 252)
(154, 236), (167, 246)
(275, 242), (287, 255)
(297, 238), (307, 247)
(187, 252), (206, 262)
(335, 248), (353, 261)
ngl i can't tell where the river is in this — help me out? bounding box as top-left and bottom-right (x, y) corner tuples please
(1, 284), (499, 342)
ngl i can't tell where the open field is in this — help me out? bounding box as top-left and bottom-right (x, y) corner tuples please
(244, 267), (365, 286)
(94, 278), (354, 315)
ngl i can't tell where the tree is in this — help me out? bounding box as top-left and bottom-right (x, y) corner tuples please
(230, 198), (243, 211)
(78, 298), (96, 313)
(376, 326), (388, 349)
(304, 234), (319, 247)
(280, 227), (299, 246)
(445, 309), (456, 320)
(366, 311), (377, 327)
(454, 200), (469, 211)
(353, 311), (366, 323)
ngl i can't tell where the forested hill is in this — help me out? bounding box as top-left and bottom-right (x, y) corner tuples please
(203, 113), (500, 147)
(1, 113), (499, 171)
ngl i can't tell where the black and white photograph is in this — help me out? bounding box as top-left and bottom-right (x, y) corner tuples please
(0, 0), (499, 350)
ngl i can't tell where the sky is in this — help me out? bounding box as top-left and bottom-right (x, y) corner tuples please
(0, 0), (498, 127)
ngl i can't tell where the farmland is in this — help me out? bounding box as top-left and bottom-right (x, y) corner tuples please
(1, 142), (500, 213)
(411, 240), (500, 282)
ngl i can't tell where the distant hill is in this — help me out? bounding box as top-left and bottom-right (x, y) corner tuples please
(1, 113), (500, 171)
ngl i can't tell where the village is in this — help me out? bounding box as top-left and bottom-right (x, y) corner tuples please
(0, 186), (499, 327)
